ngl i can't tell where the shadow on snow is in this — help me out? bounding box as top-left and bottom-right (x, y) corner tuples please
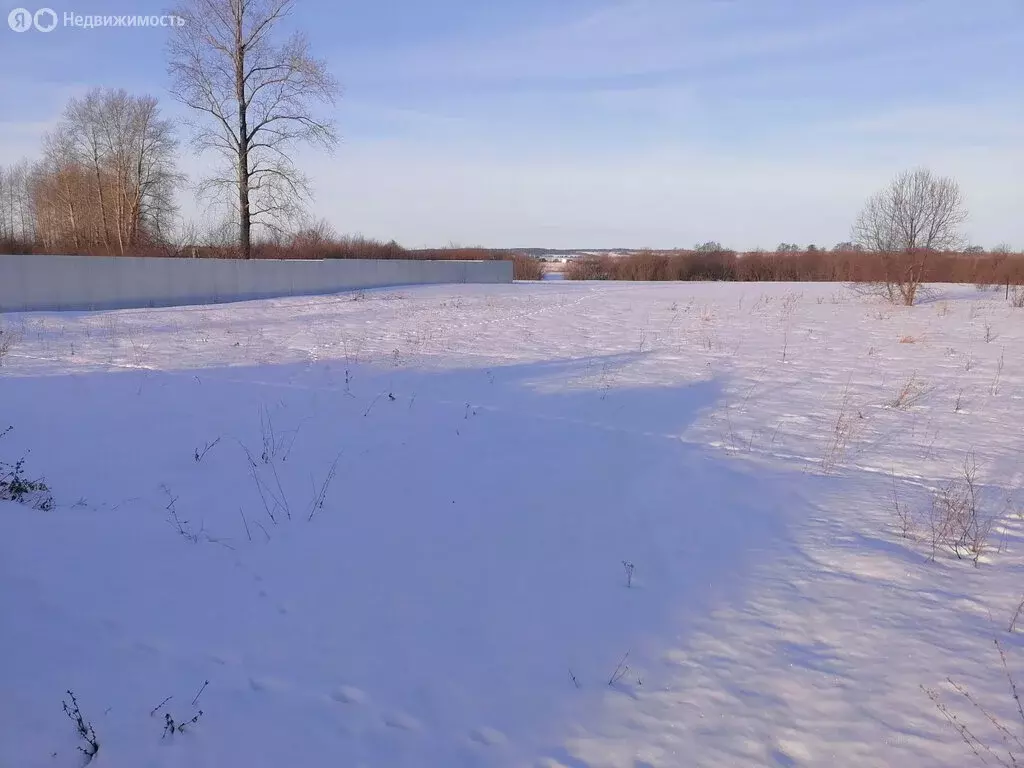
(0, 353), (810, 765)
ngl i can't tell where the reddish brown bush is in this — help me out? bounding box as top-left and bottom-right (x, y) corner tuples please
(560, 248), (1024, 286)
(564, 255), (614, 280)
(511, 253), (544, 280)
(252, 235), (406, 261)
(253, 239), (543, 279)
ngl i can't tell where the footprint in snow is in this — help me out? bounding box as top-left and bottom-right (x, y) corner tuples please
(772, 740), (811, 765)
(133, 640), (160, 655)
(469, 726), (507, 747)
(249, 676), (287, 693)
(330, 686), (367, 705)
(382, 712), (421, 732)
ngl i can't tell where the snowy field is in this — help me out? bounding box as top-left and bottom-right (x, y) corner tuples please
(1, 281), (1023, 767)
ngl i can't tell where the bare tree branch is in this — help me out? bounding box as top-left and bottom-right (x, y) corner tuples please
(167, 0), (340, 258)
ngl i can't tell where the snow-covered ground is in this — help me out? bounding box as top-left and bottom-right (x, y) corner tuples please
(1, 281), (1022, 767)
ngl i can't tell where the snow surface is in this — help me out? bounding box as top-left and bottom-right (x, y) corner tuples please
(1, 281), (1023, 767)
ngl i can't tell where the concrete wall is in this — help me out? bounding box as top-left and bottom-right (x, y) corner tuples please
(0, 254), (513, 313)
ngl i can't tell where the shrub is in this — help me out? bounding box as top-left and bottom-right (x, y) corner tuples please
(62, 690), (99, 762)
(564, 255), (614, 280)
(511, 253), (544, 280)
(0, 426), (53, 510)
(558, 248), (1024, 285)
(919, 454), (995, 566)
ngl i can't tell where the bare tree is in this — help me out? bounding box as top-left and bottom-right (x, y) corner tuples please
(111, 93), (182, 245)
(852, 168), (968, 305)
(34, 89), (181, 254)
(0, 164), (14, 243)
(167, 0), (339, 259)
(695, 241), (728, 253)
(832, 241), (864, 252)
(0, 160), (36, 248)
(35, 130), (89, 251)
(0, 166), (7, 242)
(65, 91), (115, 251)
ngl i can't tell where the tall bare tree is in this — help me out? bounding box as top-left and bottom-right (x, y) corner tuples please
(852, 168), (968, 305)
(33, 89), (181, 254)
(0, 164), (14, 242)
(167, 0), (339, 259)
(0, 160), (36, 247)
(35, 129), (89, 252)
(98, 91), (182, 246)
(65, 91), (115, 251)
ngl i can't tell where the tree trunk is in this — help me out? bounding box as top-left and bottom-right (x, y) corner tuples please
(235, 26), (251, 260)
(238, 143), (250, 259)
(89, 138), (112, 253)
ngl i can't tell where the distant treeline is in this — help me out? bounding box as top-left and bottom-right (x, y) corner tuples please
(561, 248), (1024, 286)
(4, 229), (1023, 286)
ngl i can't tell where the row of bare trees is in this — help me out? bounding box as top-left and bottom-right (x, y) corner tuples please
(30, 89), (183, 254)
(1, 0), (338, 260)
(0, 89), (188, 255)
(563, 246), (1024, 286)
(2, 90), (180, 255)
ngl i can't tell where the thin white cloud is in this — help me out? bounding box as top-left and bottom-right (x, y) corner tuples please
(337, 0), (969, 91)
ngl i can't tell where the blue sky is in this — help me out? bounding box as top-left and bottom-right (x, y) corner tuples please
(2, 0), (1022, 248)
